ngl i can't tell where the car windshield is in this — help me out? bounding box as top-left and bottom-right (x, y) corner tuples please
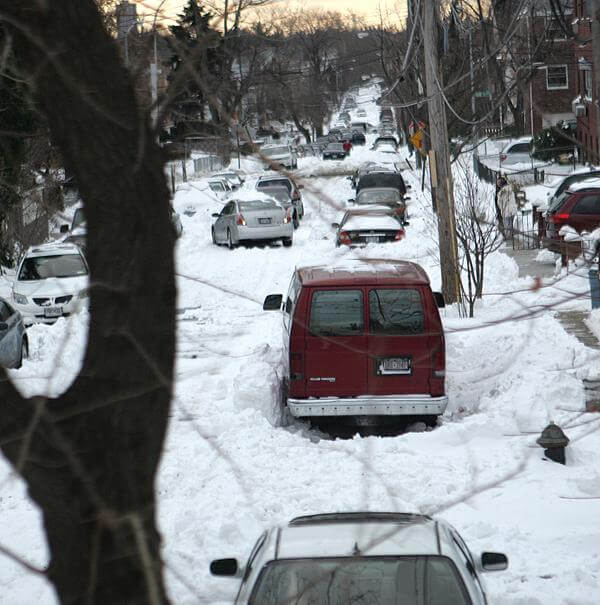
(250, 556), (470, 605)
(209, 182), (225, 192)
(358, 190), (400, 204)
(263, 146), (289, 157)
(72, 208), (86, 229)
(328, 144), (344, 151)
(18, 254), (87, 280)
(238, 200), (279, 211)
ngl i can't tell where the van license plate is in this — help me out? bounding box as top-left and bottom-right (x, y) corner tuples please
(258, 218), (272, 224)
(378, 357), (411, 375)
(44, 307), (62, 318)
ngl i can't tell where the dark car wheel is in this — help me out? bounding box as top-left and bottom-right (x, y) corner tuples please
(293, 212), (299, 230)
(282, 238), (293, 247)
(211, 227), (218, 245)
(227, 229), (235, 250)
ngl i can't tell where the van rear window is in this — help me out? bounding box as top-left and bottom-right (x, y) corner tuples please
(309, 290), (363, 335)
(369, 289), (424, 334)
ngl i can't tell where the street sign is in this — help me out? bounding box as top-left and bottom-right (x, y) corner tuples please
(474, 90), (491, 98)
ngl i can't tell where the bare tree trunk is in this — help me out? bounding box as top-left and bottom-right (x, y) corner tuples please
(0, 1), (174, 602)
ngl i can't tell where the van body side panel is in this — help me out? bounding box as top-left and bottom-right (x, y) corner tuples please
(424, 292), (446, 397)
(366, 287), (432, 396)
(288, 288), (309, 399)
(303, 287), (368, 397)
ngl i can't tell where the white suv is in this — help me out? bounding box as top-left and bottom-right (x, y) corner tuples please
(210, 512), (508, 604)
(12, 243), (89, 325)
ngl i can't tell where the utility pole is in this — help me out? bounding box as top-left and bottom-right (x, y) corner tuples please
(149, 29), (160, 128)
(591, 0), (600, 160)
(422, 0), (461, 304)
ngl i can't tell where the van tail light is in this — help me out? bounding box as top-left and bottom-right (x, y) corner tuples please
(290, 352), (303, 381)
(236, 214), (246, 226)
(432, 343), (445, 378)
(500, 154), (507, 161)
(339, 231), (352, 245)
(395, 229), (405, 241)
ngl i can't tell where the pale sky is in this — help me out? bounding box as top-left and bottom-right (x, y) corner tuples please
(134, 0), (405, 27)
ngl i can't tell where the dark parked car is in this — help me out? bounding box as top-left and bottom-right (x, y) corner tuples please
(350, 187), (408, 220)
(256, 174), (304, 219)
(323, 143), (347, 160)
(257, 186), (300, 229)
(544, 178), (600, 253)
(352, 131), (366, 145)
(356, 171), (408, 198)
(0, 297), (28, 368)
(333, 207), (405, 246)
(544, 169), (600, 211)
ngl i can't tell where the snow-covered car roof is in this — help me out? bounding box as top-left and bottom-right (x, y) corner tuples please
(341, 210), (402, 231)
(566, 177), (600, 192)
(231, 190), (280, 203)
(25, 242), (83, 258)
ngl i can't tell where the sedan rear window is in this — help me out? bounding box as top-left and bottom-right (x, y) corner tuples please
(258, 179), (292, 193)
(506, 142), (530, 154)
(309, 290), (363, 335)
(19, 254), (88, 280)
(250, 556), (470, 605)
(357, 190), (401, 205)
(369, 289), (424, 334)
(238, 200), (279, 211)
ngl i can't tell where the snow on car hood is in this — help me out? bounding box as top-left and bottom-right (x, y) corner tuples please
(14, 275), (88, 297)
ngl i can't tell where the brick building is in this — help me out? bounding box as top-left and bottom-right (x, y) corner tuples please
(572, 0), (598, 163)
(524, 1), (577, 136)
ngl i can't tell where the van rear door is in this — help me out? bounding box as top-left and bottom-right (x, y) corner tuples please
(304, 288), (368, 397)
(366, 287), (431, 395)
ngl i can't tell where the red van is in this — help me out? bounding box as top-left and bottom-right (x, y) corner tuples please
(263, 261), (448, 426)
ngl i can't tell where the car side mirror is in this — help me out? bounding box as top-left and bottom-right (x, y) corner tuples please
(60, 224), (69, 234)
(481, 552), (508, 572)
(403, 196), (412, 201)
(403, 220), (410, 226)
(406, 184), (412, 190)
(434, 292), (445, 308)
(346, 176), (352, 180)
(263, 294), (283, 311)
(348, 199), (355, 204)
(211, 213), (220, 218)
(0, 322), (7, 331)
(210, 558), (239, 577)
(331, 222), (340, 229)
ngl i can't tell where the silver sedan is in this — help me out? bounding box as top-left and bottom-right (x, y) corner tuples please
(211, 198), (293, 248)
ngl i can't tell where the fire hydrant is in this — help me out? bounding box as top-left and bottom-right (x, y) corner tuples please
(537, 422), (569, 465)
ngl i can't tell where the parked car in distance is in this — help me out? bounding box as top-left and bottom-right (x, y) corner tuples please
(323, 142), (347, 160)
(0, 297), (28, 368)
(333, 207), (405, 246)
(211, 193), (293, 248)
(263, 260), (447, 427)
(339, 111), (351, 122)
(543, 178), (600, 252)
(373, 136), (398, 150)
(261, 144), (297, 169)
(212, 171), (244, 190)
(350, 187), (408, 220)
(356, 108), (367, 117)
(356, 171), (408, 198)
(256, 174), (304, 219)
(256, 185), (300, 229)
(499, 136), (533, 167)
(210, 511), (508, 604)
(352, 130), (366, 145)
(12, 242), (89, 325)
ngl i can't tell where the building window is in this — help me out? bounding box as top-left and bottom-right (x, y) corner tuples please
(546, 16), (567, 41)
(546, 65), (568, 90)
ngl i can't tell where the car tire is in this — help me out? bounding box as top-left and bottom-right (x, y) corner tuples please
(282, 238), (293, 247)
(227, 229), (235, 250)
(211, 227), (218, 245)
(293, 212), (299, 230)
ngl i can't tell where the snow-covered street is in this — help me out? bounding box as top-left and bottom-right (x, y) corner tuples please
(2, 147), (600, 603)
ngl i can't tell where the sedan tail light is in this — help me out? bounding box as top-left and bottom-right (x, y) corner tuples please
(339, 231), (352, 245)
(236, 214), (246, 226)
(292, 190), (300, 201)
(283, 209), (292, 224)
(500, 154), (507, 161)
(395, 229), (405, 241)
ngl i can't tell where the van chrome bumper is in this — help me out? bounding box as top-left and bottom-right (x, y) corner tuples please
(288, 395), (448, 418)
